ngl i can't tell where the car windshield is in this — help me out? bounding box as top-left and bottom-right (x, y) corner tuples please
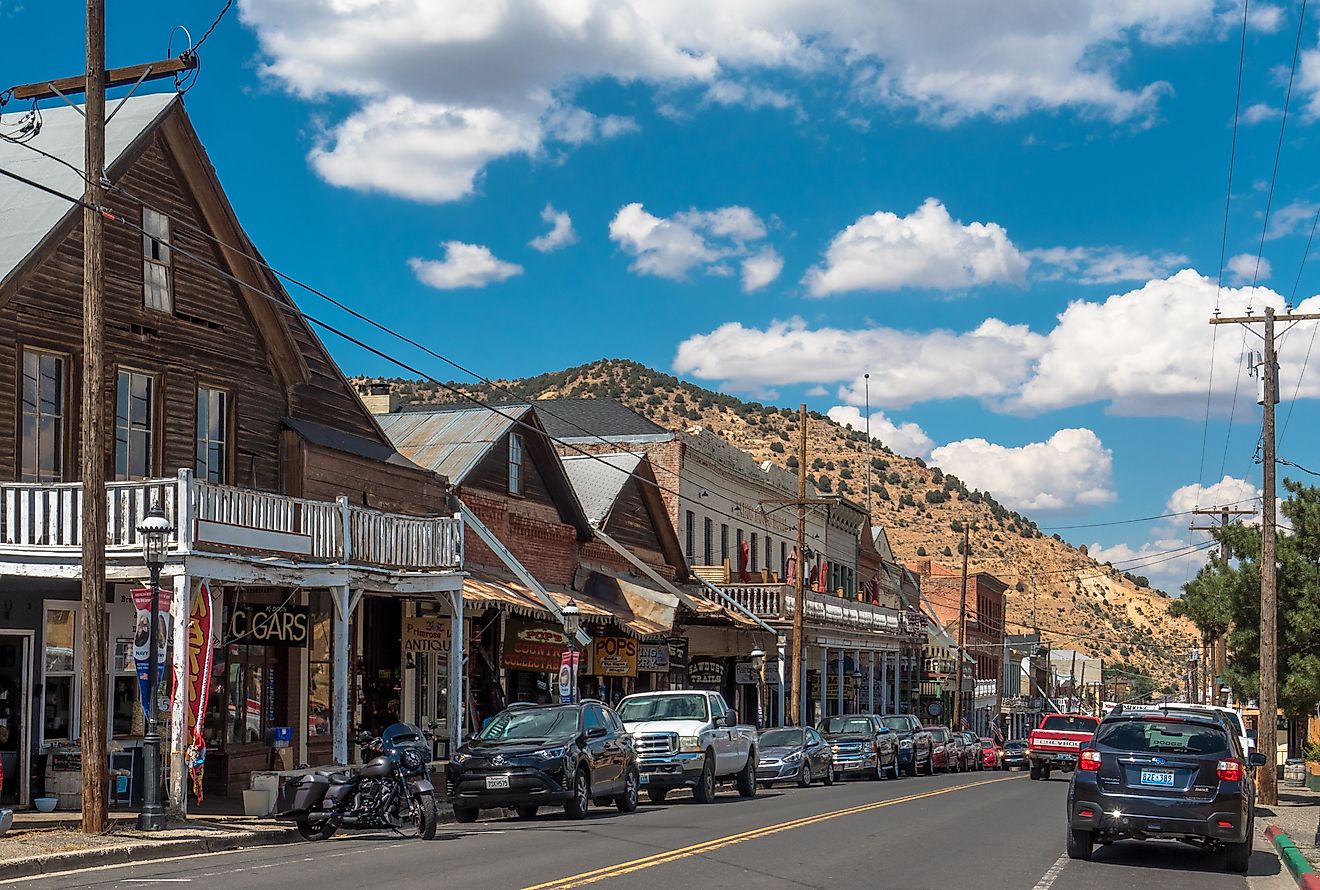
(617, 694), (708, 722)
(819, 717), (872, 735)
(1004, 741), (1027, 750)
(1040, 715), (1100, 733)
(979, 738), (995, 745)
(879, 717), (911, 733)
(760, 729), (803, 747)
(1097, 718), (1230, 755)
(478, 706), (579, 740)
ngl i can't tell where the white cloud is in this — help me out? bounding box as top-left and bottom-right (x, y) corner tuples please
(803, 198), (1028, 296)
(929, 428), (1115, 512)
(242, 1), (1217, 202)
(529, 203), (578, 253)
(673, 316), (1045, 408)
(1302, 39), (1320, 120)
(1226, 252), (1269, 284)
(1027, 246), (1190, 284)
(1165, 475), (1262, 516)
(827, 406), (934, 458)
(1246, 4), (1285, 32)
(609, 203), (773, 281)
(1265, 199), (1318, 240)
(740, 248), (784, 292)
(407, 241), (523, 289)
(1242, 102), (1282, 125)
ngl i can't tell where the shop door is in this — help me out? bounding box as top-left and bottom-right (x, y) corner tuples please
(413, 652), (448, 759)
(0, 632), (33, 806)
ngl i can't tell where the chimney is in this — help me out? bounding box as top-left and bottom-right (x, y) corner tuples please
(358, 381), (400, 415)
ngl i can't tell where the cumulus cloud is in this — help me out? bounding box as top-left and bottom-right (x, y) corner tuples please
(826, 406), (934, 458)
(529, 203), (578, 253)
(741, 248), (784, 292)
(803, 199), (1028, 296)
(1165, 475), (1262, 515)
(241, 1), (1216, 201)
(1246, 4), (1285, 32)
(1226, 252), (1270, 284)
(1027, 246), (1190, 284)
(1265, 199), (1318, 240)
(609, 203), (774, 284)
(1242, 102), (1282, 125)
(673, 316), (1045, 408)
(929, 429), (1116, 512)
(408, 241), (523, 289)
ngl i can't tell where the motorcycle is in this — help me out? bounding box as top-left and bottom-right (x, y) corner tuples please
(274, 722), (438, 842)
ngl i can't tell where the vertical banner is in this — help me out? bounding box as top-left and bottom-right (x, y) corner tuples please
(558, 649), (579, 703)
(132, 586), (172, 716)
(184, 582), (215, 801)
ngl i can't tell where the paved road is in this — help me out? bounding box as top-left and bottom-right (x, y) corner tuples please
(3, 771), (1296, 890)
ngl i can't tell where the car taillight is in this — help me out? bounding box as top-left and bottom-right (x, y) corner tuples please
(1217, 759), (1245, 782)
(1078, 750), (1102, 772)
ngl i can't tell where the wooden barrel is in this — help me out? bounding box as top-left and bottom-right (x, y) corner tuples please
(1283, 760), (1306, 787)
(44, 753), (83, 811)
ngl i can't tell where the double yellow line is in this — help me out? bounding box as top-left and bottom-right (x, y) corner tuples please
(523, 775), (1020, 889)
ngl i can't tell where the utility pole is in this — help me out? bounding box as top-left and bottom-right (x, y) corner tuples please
(1209, 306), (1320, 806)
(953, 523), (970, 731)
(8, 11), (199, 835)
(864, 373), (872, 517)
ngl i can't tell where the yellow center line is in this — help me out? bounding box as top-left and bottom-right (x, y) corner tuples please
(522, 774), (1022, 890)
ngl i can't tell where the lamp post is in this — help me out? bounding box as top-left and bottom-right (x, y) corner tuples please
(136, 502), (173, 831)
(750, 648), (766, 728)
(562, 599), (581, 704)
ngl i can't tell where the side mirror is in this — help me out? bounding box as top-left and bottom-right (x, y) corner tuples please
(356, 730), (373, 744)
(1248, 752), (1268, 768)
(725, 709), (738, 726)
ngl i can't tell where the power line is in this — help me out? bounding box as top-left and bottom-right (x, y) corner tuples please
(185, 0), (233, 59)
(1279, 206), (1320, 445)
(1038, 497), (1259, 531)
(1278, 456), (1320, 477)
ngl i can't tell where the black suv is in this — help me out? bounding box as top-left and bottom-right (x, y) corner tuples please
(1067, 708), (1267, 872)
(448, 700), (639, 822)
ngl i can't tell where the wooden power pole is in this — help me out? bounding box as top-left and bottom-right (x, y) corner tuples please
(953, 523), (971, 731)
(8, 8), (199, 835)
(1210, 306), (1320, 806)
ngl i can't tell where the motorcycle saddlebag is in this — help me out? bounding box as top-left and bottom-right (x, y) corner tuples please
(274, 773), (331, 817)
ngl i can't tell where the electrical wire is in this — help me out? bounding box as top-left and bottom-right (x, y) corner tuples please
(1038, 498), (1259, 531)
(1279, 205), (1320, 445)
(1278, 456), (1320, 477)
(185, 0), (233, 59)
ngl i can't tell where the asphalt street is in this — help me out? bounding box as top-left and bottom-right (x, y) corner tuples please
(1, 771), (1297, 890)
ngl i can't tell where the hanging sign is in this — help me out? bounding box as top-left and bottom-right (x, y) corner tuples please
(184, 582), (215, 803)
(132, 587), (169, 716)
(666, 636), (689, 670)
(591, 637), (637, 677)
(227, 604), (309, 647)
(502, 618), (566, 673)
(734, 661), (760, 685)
(688, 659), (725, 686)
(558, 650), (579, 703)
(637, 644), (670, 673)
(403, 617), (455, 654)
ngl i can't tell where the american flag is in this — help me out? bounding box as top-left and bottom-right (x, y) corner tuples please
(958, 714), (970, 730)
(991, 719), (1005, 743)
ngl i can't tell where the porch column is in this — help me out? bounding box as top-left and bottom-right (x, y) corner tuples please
(892, 650), (900, 714)
(776, 639), (786, 728)
(448, 587), (464, 756)
(836, 650), (844, 716)
(167, 574), (196, 817)
(880, 651), (889, 714)
(818, 646), (827, 721)
(330, 585), (361, 766)
(867, 651), (875, 713)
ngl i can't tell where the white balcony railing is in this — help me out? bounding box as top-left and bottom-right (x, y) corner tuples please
(0, 470), (463, 572)
(717, 582), (908, 635)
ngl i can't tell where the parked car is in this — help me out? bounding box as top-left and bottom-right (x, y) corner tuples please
(617, 690), (758, 804)
(817, 715), (900, 780)
(957, 732), (984, 771)
(756, 727), (834, 788)
(878, 714), (934, 777)
(924, 725), (956, 773)
(447, 700), (638, 822)
(1001, 739), (1030, 771)
(1067, 708), (1267, 872)
(1028, 713), (1101, 780)
(944, 729), (967, 772)
(1120, 703), (1255, 759)
(979, 738), (1001, 770)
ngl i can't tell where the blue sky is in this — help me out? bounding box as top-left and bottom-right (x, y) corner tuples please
(6, 1), (1320, 590)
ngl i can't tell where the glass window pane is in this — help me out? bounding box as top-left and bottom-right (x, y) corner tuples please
(210, 391), (225, 440)
(43, 677), (74, 741)
(20, 412), (37, 481)
(131, 429), (151, 479)
(38, 416), (59, 477)
(309, 663), (330, 737)
(45, 609), (75, 672)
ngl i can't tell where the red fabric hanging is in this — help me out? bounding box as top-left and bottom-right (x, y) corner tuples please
(738, 540), (751, 582)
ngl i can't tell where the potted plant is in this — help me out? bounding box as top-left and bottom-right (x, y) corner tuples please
(1305, 741), (1320, 792)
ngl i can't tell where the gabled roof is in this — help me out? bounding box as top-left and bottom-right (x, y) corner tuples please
(560, 452), (643, 524)
(376, 404), (533, 483)
(0, 92), (175, 288)
(534, 398), (671, 443)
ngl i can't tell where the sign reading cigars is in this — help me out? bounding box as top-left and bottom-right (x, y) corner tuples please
(502, 617), (567, 673)
(227, 604), (309, 647)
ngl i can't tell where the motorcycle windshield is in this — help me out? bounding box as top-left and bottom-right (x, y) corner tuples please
(382, 723), (426, 746)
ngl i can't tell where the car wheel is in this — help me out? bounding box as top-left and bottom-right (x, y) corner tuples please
(1029, 764), (1041, 780)
(693, 754), (717, 804)
(1042, 767), (1052, 781)
(565, 768), (591, 820)
(736, 751), (758, 798)
(515, 805), (539, 820)
(797, 762), (813, 788)
(452, 806), (479, 824)
(646, 788), (668, 804)
(904, 757), (918, 778)
(1066, 827), (1093, 861)
(833, 770), (843, 783)
(823, 764), (835, 786)
(1224, 818), (1253, 873)
(890, 757), (901, 780)
(925, 755), (935, 776)
(615, 768), (639, 813)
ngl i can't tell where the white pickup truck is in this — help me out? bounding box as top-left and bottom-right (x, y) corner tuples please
(616, 690), (758, 804)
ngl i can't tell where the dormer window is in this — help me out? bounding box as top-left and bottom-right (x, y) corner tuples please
(142, 207), (172, 313)
(508, 431), (524, 496)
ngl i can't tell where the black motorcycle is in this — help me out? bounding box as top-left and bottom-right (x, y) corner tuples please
(275, 722), (438, 841)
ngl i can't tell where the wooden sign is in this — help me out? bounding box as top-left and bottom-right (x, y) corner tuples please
(502, 618), (566, 673)
(637, 644), (670, 673)
(591, 637), (637, 677)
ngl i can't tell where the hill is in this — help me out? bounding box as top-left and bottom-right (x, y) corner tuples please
(359, 359), (1195, 692)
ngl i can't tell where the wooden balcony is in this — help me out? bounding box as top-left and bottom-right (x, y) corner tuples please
(0, 469), (462, 572)
(710, 579), (910, 635)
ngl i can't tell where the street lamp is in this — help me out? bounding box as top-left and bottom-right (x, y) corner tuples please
(562, 599), (581, 704)
(750, 648), (766, 728)
(136, 501), (173, 831)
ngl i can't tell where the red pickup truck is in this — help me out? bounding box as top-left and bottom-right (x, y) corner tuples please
(1027, 713), (1099, 780)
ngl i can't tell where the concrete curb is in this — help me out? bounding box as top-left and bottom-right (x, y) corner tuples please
(1266, 825), (1320, 890)
(0, 827), (299, 882)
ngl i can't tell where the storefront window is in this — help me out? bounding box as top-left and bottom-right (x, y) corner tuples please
(224, 645), (279, 745)
(43, 609), (76, 741)
(308, 594), (331, 737)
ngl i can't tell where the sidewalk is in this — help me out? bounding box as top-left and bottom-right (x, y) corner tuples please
(1259, 785), (1320, 869)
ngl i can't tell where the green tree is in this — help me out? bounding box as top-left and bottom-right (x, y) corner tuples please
(1172, 479), (1320, 715)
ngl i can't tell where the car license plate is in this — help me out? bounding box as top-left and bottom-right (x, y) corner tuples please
(844, 761), (860, 769)
(1140, 769), (1175, 787)
(485, 775), (510, 790)
(639, 774), (649, 785)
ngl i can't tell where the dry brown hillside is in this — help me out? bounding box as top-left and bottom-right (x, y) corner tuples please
(360, 359), (1194, 692)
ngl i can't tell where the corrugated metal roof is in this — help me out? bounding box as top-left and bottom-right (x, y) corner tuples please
(376, 404), (531, 483)
(0, 93), (177, 288)
(560, 452), (642, 524)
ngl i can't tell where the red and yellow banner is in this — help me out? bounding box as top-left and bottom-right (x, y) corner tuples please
(185, 582), (215, 801)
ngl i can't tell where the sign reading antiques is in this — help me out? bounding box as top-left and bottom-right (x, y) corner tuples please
(591, 637), (638, 677)
(226, 604), (310, 647)
(502, 618), (567, 673)
(402, 617), (462, 655)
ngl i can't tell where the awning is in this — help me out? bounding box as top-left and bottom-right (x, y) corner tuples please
(463, 569), (667, 639)
(581, 571), (677, 637)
